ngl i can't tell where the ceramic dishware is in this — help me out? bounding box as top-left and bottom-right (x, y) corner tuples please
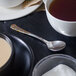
(0, 0), (25, 8)
(43, 0), (76, 36)
(32, 54), (76, 76)
(0, 33), (14, 76)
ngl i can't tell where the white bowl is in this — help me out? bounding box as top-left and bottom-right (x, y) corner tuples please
(43, 0), (76, 37)
(0, 0), (25, 8)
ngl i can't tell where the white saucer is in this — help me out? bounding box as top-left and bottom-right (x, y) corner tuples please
(0, 2), (42, 21)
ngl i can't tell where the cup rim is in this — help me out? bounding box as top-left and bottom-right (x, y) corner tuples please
(32, 54), (76, 76)
(45, 0), (76, 23)
(35, 54), (76, 68)
(0, 33), (14, 71)
(0, 0), (25, 8)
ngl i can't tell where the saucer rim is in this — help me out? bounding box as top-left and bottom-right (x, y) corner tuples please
(0, 2), (42, 21)
(8, 35), (34, 76)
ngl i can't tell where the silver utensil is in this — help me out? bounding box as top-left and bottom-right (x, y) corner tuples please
(10, 24), (66, 51)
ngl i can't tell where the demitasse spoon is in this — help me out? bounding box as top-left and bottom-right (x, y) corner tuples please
(10, 24), (66, 51)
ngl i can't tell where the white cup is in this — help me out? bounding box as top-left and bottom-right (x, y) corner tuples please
(0, 0), (25, 8)
(43, 0), (76, 37)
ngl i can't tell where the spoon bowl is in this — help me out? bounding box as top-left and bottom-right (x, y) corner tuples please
(46, 41), (66, 51)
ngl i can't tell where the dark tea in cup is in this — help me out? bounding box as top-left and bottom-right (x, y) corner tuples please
(43, 0), (76, 36)
(49, 0), (76, 21)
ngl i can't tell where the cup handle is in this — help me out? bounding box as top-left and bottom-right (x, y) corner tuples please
(43, 0), (47, 4)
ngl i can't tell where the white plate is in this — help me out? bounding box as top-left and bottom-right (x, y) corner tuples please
(0, 2), (42, 21)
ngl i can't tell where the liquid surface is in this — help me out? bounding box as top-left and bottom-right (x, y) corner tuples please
(0, 38), (11, 68)
(49, 0), (76, 21)
(42, 64), (76, 76)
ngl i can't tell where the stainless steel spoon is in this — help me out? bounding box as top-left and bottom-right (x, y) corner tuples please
(10, 24), (66, 51)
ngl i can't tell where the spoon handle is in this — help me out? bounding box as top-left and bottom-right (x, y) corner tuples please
(11, 24), (48, 43)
